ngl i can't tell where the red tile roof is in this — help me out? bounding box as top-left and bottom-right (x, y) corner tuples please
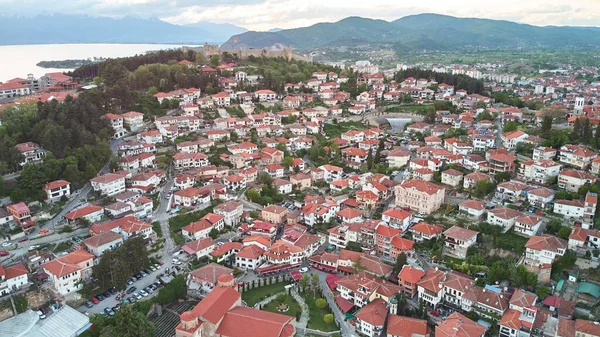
(216, 306), (295, 337)
(387, 316), (430, 337)
(398, 265), (425, 284)
(436, 312), (486, 337)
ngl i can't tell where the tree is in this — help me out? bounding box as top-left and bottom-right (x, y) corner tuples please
(112, 304), (155, 337)
(477, 110), (493, 121)
(209, 55), (220, 68)
(494, 172), (512, 183)
(311, 273), (320, 297)
(323, 314), (334, 324)
(299, 274), (309, 292)
(393, 253), (407, 274)
(473, 180), (496, 198)
(502, 120), (518, 132)
(536, 286), (551, 300)
(366, 149), (373, 170)
(345, 241), (363, 252)
(374, 139), (384, 164)
(541, 115), (553, 135)
(557, 226), (571, 240)
(282, 156), (294, 169)
(229, 131), (238, 143)
(13, 294), (28, 313)
(209, 227), (220, 239)
(316, 298), (327, 309)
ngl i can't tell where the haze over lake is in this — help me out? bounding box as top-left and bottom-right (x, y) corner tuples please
(0, 43), (184, 82)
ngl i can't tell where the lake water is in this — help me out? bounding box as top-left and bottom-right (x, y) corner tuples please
(0, 43), (184, 82)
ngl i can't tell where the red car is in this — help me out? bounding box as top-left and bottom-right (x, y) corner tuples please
(156, 260), (164, 266)
(0, 251), (10, 257)
(430, 310), (440, 317)
(18, 237), (29, 242)
(91, 297), (100, 304)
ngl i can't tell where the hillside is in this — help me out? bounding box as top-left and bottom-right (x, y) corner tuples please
(0, 14), (222, 45)
(221, 13), (600, 50)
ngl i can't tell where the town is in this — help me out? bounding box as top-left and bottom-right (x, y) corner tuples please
(0, 45), (599, 337)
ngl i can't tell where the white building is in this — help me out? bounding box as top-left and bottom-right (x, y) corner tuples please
(90, 172), (127, 196)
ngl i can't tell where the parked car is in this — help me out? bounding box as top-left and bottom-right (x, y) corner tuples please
(154, 263), (161, 269)
(96, 294), (105, 301)
(156, 260), (164, 266)
(18, 237), (29, 242)
(144, 269), (151, 275)
(0, 251), (10, 257)
(126, 286), (137, 294)
(139, 290), (148, 297)
(299, 267), (309, 273)
(149, 266), (156, 272)
(109, 287), (117, 295)
(134, 293), (142, 300)
(84, 301), (94, 308)
(91, 297), (100, 304)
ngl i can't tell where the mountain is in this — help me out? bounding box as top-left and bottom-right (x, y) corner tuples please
(184, 21), (247, 42)
(267, 28), (284, 32)
(0, 14), (223, 45)
(221, 13), (600, 50)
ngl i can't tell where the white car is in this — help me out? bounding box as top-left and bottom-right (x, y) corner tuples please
(139, 290), (148, 297)
(134, 293), (142, 300)
(1, 242), (11, 247)
(299, 267), (309, 273)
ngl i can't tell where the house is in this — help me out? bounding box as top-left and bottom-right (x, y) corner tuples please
(533, 146), (557, 161)
(387, 149), (412, 168)
(336, 271), (401, 308)
(44, 180), (71, 201)
(15, 142), (46, 166)
(328, 223), (362, 249)
(553, 199), (586, 219)
(376, 225), (414, 260)
(0, 264), (29, 296)
(273, 178), (293, 195)
(174, 282), (295, 337)
(410, 222), (444, 242)
(82, 231), (123, 256)
(398, 265), (426, 298)
(290, 173), (311, 190)
(182, 237), (215, 259)
(523, 234), (567, 269)
(318, 165), (343, 182)
(501, 131), (529, 150)
(495, 181), (529, 202)
(444, 226), (478, 259)
(261, 205), (288, 224)
(337, 208), (364, 224)
(464, 172), (491, 190)
(214, 201), (244, 227)
(518, 160), (561, 184)
(487, 207), (522, 232)
(459, 200), (486, 219)
(558, 169), (596, 192)
(121, 111), (144, 128)
(235, 244), (265, 270)
(181, 213), (225, 241)
(210, 242), (243, 263)
(499, 290), (538, 337)
(63, 205), (104, 224)
(436, 312), (486, 337)
(6, 202), (33, 229)
(42, 250), (95, 296)
(441, 169), (464, 187)
(90, 216), (155, 241)
(527, 187), (556, 209)
(173, 152), (209, 170)
(559, 144), (597, 169)
(487, 150), (516, 174)
(354, 298), (387, 337)
(395, 179), (445, 215)
(90, 172), (127, 196)
(264, 164), (285, 178)
(417, 268), (445, 307)
(514, 214), (544, 237)
(381, 208), (412, 231)
(387, 316), (431, 337)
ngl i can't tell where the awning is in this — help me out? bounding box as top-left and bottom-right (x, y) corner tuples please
(257, 263), (299, 274)
(291, 270), (302, 281)
(326, 274), (342, 290)
(335, 294), (354, 313)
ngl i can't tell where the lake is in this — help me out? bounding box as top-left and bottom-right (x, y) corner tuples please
(0, 43), (184, 82)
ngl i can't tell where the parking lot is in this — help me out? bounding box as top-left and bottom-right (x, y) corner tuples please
(78, 260), (177, 315)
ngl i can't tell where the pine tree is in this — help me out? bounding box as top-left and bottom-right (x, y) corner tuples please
(374, 139), (384, 164)
(366, 149), (373, 170)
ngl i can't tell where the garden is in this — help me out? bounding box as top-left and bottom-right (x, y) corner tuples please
(241, 281), (289, 307)
(262, 293), (302, 318)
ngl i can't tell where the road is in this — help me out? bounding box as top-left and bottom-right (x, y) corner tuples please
(495, 113), (503, 149)
(30, 139), (123, 238)
(238, 189), (264, 212)
(303, 154), (316, 169)
(217, 108), (230, 119)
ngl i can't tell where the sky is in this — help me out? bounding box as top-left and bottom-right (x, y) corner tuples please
(1, 0), (600, 31)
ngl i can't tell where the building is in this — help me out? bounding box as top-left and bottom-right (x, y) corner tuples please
(42, 250), (95, 296)
(443, 226), (479, 259)
(261, 205), (288, 224)
(336, 271), (401, 308)
(398, 265), (426, 298)
(523, 234), (567, 269)
(559, 145), (597, 169)
(63, 205), (104, 224)
(436, 312), (486, 337)
(487, 207), (522, 232)
(458, 200), (486, 219)
(0, 264), (29, 296)
(381, 208), (412, 231)
(183, 237), (215, 259)
(410, 222), (444, 242)
(0, 305), (91, 337)
(6, 202), (33, 229)
(15, 142), (46, 166)
(175, 282), (295, 337)
(442, 169), (464, 187)
(82, 231), (123, 256)
(387, 316), (431, 337)
(214, 201), (244, 227)
(514, 214), (544, 237)
(90, 216), (155, 241)
(558, 169), (596, 192)
(90, 172), (127, 196)
(181, 213), (225, 241)
(354, 298), (387, 337)
(395, 179), (445, 215)
(235, 245), (265, 270)
(518, 160), (561, 184)
(417, 268), (445, 307)
(44, 180), (71, 201)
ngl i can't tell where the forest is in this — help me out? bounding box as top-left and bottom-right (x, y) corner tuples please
(0, 92), (114, 201)
(394, 68), (486, 94)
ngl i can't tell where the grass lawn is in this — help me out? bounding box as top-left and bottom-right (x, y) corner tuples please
(301, 292), (338, 332)
(262, 294), (301, 318)
(242, 282), (288, 307)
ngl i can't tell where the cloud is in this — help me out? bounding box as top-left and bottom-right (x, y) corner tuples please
(1, 0), (600, 30)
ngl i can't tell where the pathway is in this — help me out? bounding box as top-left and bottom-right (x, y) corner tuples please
(290, 288), (309, 335)
(315, 271), (358, 337)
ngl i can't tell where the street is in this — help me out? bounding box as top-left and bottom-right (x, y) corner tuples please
(315, 270), (357, 337)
